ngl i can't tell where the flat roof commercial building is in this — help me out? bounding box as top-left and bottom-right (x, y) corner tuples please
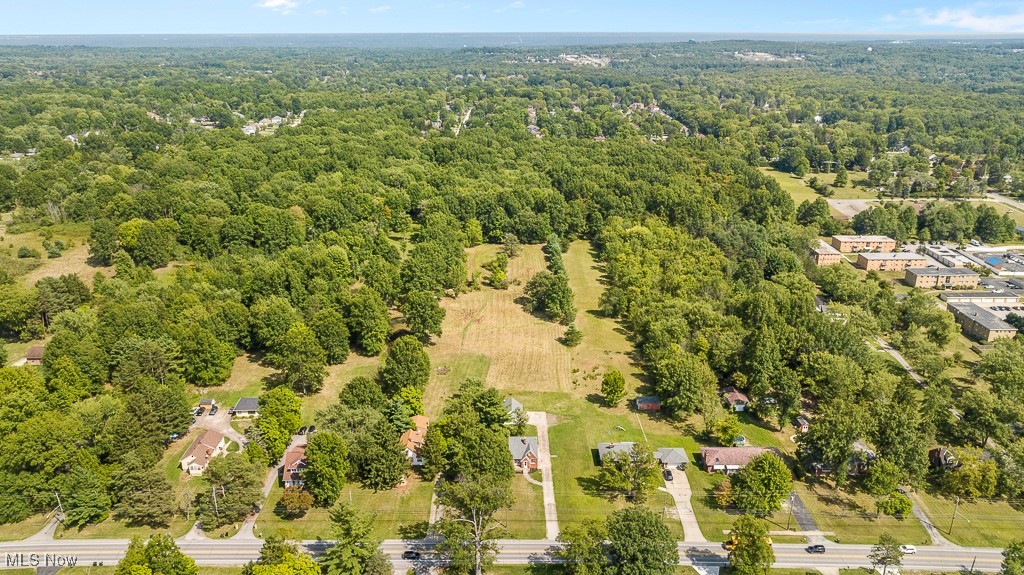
(940, 292), (1020, 305)
(947, 302), (1018, 342)
(922, 245), (975, 268)
(855, 252), (928, 272)
(905, 267), (980, 289)
(811, 240), (843, 266)
(830, 235), (897, 253)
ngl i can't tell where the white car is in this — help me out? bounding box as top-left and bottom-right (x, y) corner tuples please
(900, 545), (917, 554)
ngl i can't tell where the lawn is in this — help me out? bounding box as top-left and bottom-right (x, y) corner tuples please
(687, 464), (790, 541)
(507, 473), (547, 539)
(301, 354), (380, 422)
(0, 513), (50, 541)
(914, 489), (1024, 547)
(256, 474), (434, 540)
(792, 481), (930, 545)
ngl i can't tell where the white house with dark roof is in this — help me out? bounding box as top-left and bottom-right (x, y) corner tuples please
(232, 397), (260, 417)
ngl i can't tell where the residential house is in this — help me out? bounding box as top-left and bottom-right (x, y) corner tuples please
(700, 447), (771, 474)
(597, 442), (636, 464)
(281, 444), (307, 487)
(635, 396), (661, 412)
(722, 386), (749, 412)
(655, 448), (688, 469)
(179, 430), (227, 476)
(24, 346), (45, 366)
(508, 436), (540, 473)
(503, 397), (524, 422)
(231, 397), (260, 418)
(929, 447), (959, 470)
(400, 415), (429, 467)
(795, 416), (810, 433)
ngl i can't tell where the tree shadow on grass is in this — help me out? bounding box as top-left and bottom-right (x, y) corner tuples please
(398, 520), (430, 540)
(576, 475), (620, 502)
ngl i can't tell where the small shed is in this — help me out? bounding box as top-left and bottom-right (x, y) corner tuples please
(636, 396), (661, 412)
(24, 346), (45, 366)
(795, 416), (810, 433)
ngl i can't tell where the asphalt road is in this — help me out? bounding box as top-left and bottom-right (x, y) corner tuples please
(0, 538), (1006, 572)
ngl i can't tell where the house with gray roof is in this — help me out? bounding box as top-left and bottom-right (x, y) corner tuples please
(655, 447), (688, 468)
(597, 442), (636, 464)
(509, 436), (539, 473)
(232, 397), (260, 417)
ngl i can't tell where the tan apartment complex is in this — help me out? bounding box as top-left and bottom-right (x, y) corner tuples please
(830, 235), (897, 252)
(904, 267), (981, 289)
(947, 302), (1018, 342)
(856, 252), (928, 271)
(812, 239), (843, 266)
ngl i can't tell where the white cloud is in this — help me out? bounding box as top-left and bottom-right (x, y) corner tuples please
(368, 4), (392, 13)
(900, 3), (1024, 34)
(254, 0), (299, 14)
(495, 1), (524, 13)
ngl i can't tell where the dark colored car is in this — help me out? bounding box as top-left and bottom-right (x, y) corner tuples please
(402, 551), (421, 560)
(298, 426), (308, 435)
(807, 545), (826, 554)
(307, 425), (317, 434)
(209, 406), (219, 415)
(663, 469), (674, 481)
(196, 407), (206, 416)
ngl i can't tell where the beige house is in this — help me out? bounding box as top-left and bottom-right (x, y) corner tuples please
(400, 415), (429, 467)
(179, 430), (227, 476)
(830, 235), (897, 252)
(811, 240), (843, 266)
(855, 252), (928, 271)
(905, 267), (980, 289)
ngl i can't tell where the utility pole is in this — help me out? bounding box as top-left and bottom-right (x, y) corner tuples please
(970, 556), (977, 575)
(211, 486), (219, 520)
(948, 496), (960, 534)
(53, 490), (65, 520)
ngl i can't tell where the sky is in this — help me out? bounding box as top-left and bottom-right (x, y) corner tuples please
(6, 0), (1024, 36)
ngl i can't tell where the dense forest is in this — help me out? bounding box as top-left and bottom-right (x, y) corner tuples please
(4, 39), (1024, 562)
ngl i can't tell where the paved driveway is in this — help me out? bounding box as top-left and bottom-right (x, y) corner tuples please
(191, 408), (247, 446)
(660, 471), (706, 543)
(526, 411), (559, 540)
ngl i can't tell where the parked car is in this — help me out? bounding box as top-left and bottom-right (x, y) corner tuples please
(298, 426), (308, 435)
(806, 545), (826, 554)
(401, 551), (421, 560)
(900, 545), (917, 554)
(307, 425), (317, 434)
(196, 407), (206, 416)
(663, 469), (674, 481)
(209, 405), (219, 415)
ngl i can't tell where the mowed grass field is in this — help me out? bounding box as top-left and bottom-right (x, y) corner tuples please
(793, 482), (929, 545)
(256, 475), (435, 540)
(0, 213), (112, 287)
(914, 490), (1024, 547)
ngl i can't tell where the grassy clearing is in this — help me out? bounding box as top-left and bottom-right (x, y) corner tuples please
(914, 490), (1024, 547)
(687, 463), (790, 541)
(0, 217), (112, 287)
(427, 244), (572, 400)
(759, 168), (875, 203)
(54, 516), (192, 540)
(195, 354), (275, 409)
(2, 337), (46, 365)
(301, 354), (380, 423)
(793, 482), (930, 545)
(256, 475), (434, 540)
(0, 514), (50, 541)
